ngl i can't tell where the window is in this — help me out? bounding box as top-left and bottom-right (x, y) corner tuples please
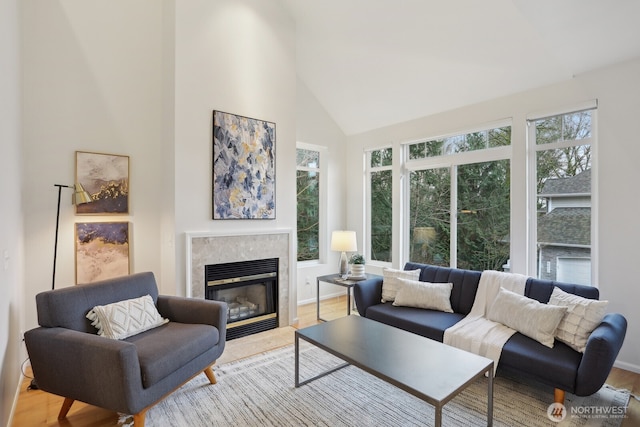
(529, 107), (595, 285)
(367, 148), (393, 263)
(406, 125), (511, 271)
(296, 147), (320, 261)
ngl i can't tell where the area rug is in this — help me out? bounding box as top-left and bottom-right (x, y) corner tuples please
(122, 343), (630, 426)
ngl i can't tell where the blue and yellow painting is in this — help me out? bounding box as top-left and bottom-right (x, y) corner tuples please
(213, 111), (276, 219)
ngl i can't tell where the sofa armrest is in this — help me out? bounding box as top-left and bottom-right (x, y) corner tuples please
(25, 327), (142, 413)
(354, 277), (384, 317)
(157, 295), (227, 335)
(574, 313), (627, 396)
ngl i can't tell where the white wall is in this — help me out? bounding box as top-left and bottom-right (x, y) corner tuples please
(172, 0), (297, 298)
(0, 0), (23, 423)
(346, 58), (640, 371)
(21, 0), (167, 332)
(20, 0), (298, 323)
(295, 78), (348, 304)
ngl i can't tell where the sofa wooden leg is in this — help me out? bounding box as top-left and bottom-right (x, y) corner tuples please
(554, 388), (565, 405)
(58, 397), (75, 420)
(133, 410), (146, 427)
(204, 366), (217, 384)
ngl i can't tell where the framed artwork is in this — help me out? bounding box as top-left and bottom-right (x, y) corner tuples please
(75, 222), (130, 284)
(212, 110), (276, 219)
(75, 151), (129, 214)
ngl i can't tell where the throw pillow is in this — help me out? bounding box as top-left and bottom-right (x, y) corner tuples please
(487, 287), (567, 348)
(381, 268), (421, 302)
(549, 287), (608, 353)
(392, 278), (454, 313)
(86, 294), (169, 340)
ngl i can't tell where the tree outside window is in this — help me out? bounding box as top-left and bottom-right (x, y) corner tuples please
(296, 148), (320, 261)
(369, 148), (393, 263)
(407, 126), (511, 271)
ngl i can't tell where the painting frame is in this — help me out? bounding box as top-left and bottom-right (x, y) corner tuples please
(75, 151), (130, 215)
(75, 221), (131, 284)
(212, 110), (276, 219)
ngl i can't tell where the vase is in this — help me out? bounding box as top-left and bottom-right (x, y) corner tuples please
(350, 264), (365, 278)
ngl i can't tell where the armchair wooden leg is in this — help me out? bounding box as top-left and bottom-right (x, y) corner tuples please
(554, 388), (566, 405)
(133, 410), (146, 427)
(58, 397), (75, 420)
(204, 366), (217, 384)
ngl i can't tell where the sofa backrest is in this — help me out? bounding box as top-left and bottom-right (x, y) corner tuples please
(403, 262), (599, 315)
(36, 272), (159, 333)
(404, 262), (481, 315)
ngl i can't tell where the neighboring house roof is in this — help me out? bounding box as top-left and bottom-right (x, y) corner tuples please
(540, 169), (591, 196)
(537, 207), (591, 246)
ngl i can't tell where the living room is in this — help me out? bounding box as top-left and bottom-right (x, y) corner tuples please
(2, 1), (639, 426)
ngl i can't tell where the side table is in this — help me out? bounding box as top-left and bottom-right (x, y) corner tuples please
(316, 273), (381, 322)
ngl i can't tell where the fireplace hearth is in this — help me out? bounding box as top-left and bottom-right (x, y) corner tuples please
(205, 258), (278, 340)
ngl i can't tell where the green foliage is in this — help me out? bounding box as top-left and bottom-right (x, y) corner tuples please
(349, 253), (365, 264)
(296, 169), (319, 261)
(370, 169), (392, 262)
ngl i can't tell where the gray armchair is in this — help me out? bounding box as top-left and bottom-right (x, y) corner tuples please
(24, 272), (227, 427)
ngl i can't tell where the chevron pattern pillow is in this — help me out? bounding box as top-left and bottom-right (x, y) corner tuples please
(86, 294), (169, 340)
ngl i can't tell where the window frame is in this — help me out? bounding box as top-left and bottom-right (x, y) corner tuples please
(365, 146), (394, 267)
(296, 143), (327, 265)
(402, 120), (512, 268)
(526, 101), (598, 285)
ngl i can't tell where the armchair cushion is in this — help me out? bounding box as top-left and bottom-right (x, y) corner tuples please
(127, 322), (219, 388)
(86, 294), (169, 340)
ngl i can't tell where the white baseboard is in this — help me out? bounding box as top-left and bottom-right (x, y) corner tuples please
(298, 290), (345, 307)
(614, 359), (640, 374)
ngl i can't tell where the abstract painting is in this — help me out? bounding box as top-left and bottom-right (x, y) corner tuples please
(75, 222), (130, 284)
(212, 110), (276, 219)
(76, 151), (129, 214)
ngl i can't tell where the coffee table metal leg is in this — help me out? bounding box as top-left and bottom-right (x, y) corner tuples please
(435, 405), (442, 427)
(487, 363), (494, 426)
(294, 334), (350, 387)
(295, 333), (300, 387)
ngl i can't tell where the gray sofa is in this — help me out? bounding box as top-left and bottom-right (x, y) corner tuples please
(24, 272), (227, 427)
(354, 262), (627, 403)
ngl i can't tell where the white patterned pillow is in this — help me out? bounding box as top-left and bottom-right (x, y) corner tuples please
(86, 294), (169, 340)
(549, 287), (608, 353)
(381, 268), (421, 302)
(392, 278), (454, 313)
(487, 287), (567, 348)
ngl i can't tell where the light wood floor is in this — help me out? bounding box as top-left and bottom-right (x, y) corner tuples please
(12, 296), (639, 426)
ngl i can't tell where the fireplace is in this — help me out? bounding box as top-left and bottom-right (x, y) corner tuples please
(205, 258), (279, 340)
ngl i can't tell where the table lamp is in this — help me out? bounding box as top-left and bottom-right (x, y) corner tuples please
(330, 230), (357, 276)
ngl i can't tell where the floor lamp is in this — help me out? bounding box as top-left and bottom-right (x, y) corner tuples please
(30, 183), (93, 391)
(52, 183), (92, 290)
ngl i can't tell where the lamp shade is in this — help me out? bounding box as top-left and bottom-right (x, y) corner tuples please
(72, 182), (93, 205)
(330, 230), (357, 252)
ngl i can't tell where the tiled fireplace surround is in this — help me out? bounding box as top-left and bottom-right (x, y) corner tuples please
(185, 230), (294, 327)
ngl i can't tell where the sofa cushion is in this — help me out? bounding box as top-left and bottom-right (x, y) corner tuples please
(366, 303), (464, 341)
(86, 294), (169, 340)
(381, 268), (421, 302)
(500, 333), (582, 392)
(487, 288), (567, 348)
(392, 279), (453, 313)
(549, 287), (608, 353)
(126, 322), (219, 388)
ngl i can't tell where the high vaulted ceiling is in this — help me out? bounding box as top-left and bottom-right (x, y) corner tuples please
(282, 0), (640, 135)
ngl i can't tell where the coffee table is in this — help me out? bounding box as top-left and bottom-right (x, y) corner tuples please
(295, 316), (494, 427)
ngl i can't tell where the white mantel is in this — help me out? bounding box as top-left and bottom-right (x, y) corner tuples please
(185, 229), (295, 326)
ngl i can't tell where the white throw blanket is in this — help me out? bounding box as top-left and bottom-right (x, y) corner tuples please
(443, 270), (528, 372)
